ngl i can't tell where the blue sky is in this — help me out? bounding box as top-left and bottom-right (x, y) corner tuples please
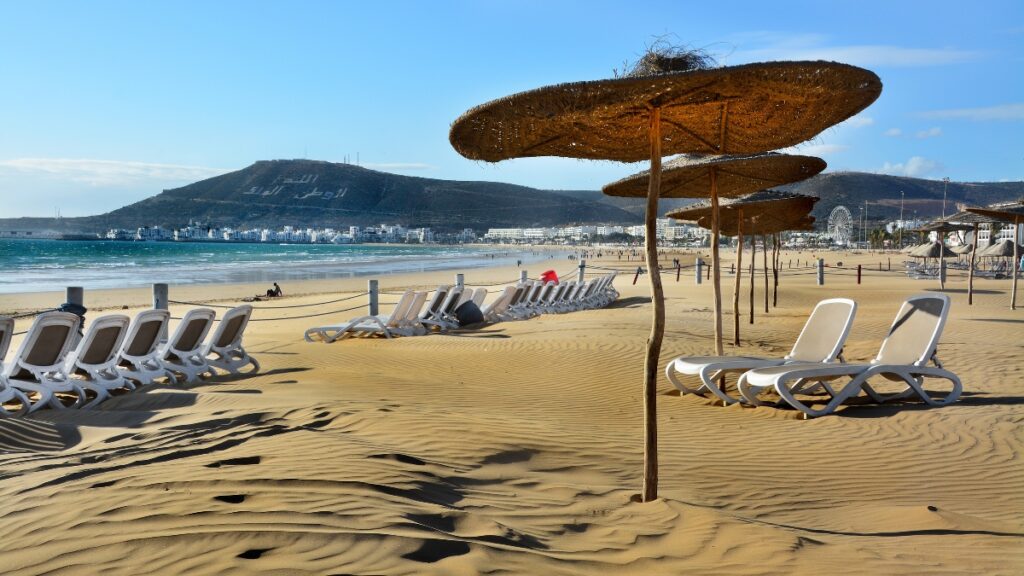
(0, 0), (1021, 217)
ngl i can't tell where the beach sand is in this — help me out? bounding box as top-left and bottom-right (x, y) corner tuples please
(0, 249), (1022, 574)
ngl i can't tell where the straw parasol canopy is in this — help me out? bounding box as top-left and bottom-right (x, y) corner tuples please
(950, 244), (974, 255)
(667, 190), (818, 344)
(911, 221), (974, 234)
(910, 241), (957, 259)
(604, 155), (824, 351)
(450, 60), (882, 162)
(449, 51), (880, 503)
(979, 239), (1024, 257)
(967, 201), (1024, 310)
(939, 210), (1003, 305)
(603, 153), (826, 198)
(902, 243), (922, 254)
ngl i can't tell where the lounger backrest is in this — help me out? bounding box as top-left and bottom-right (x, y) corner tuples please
(533, 282), (555, 305)
(209, 305), (253, 350)
(874, 294), (950, 366)
(0, 316), (13, 362)
(484, 286), (516, 315)
(168, 308), (216, 355)
(787, 298), (857, 362)
(440, 286), (464, 315)
(520, 281), (541, 305)
(387, 291), (417, 327)
(421, 285), (450, 319)
(400, 291), (428, 325)
(506, 285), (527, 307)
(76, 314), (130, 366)
(122, 310), (170, 358)
(472, 288), (487, 307)
(6, 311), (80, 380)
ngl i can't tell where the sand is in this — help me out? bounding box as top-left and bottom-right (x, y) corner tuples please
(0, 248), (1022, 575)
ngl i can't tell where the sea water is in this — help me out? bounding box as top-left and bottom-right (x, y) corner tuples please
(0, 240), (555, 294)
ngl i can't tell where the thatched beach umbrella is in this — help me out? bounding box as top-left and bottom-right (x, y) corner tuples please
(967, 202), (1024, 310)
(605, 155), (824, 351)
(450, 54), (881, 501)
(939, 210), (1001, 305)
(950, 244), (973, 255)
(910, 241), (956, 289)
(667, 190), (818, 344)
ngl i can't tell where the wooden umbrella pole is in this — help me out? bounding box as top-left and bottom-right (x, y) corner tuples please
(748, 222), (755, 326)
(733, 210), (743, 346)
(710, 169), (724, 356)
(772, 233), (780, 308)
(1013, 218), (1020, 311)
(763, 234), (769, 313)
(968, 223), (977, 305)
(641, 106), (664, 502)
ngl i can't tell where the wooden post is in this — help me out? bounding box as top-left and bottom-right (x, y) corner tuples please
(66, 286), (84, 308)
(748, 223), (755, 326)
(857, 264), (862, 285)
(520, 270), (528, 283)
(968, 223), (978, 305)
(762, 234), (769, 314)
(578, 259), (586, 283)
(817, 258), (825, 286)
(675, 261), (681, 282)
(695, 258), (702, 284)
(455, 273), (465, 288)
(940, 258), (947, 290)
(710, 169), (723, 356)
(1013, 219), (1020, 311)
(368, 280), (379, 316)
(733, 211), (743, 346)
(153, 283), (169, 341)
(772, 233), (779, 308)
(641, 106), (664, 503)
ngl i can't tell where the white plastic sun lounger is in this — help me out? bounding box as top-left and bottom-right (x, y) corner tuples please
(160, 308), (217, 383)
(665, 298), (857, 404)
(305, 290), (420, 342)
(421, 286), (465, 331)
(65, 314), (132, 408)
(482, 286), (516, 322)
(203, 305), (260, 375)
(471, 287), (488, 307)
(116, 309), (176, 386)
(5, 311), (86, 412)
(737, 294), (961, 417)
(0, 317), (32, 417)
(419, 285), (451, 325)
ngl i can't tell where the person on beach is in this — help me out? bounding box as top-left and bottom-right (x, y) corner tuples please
(266, 282), (283, 298)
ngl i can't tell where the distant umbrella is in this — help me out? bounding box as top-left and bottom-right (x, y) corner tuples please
(450, 52), (880, 502)
(967, 202), (1024, 310)
(668, 190), (818, 343)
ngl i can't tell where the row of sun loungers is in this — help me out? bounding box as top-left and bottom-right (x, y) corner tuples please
(0, 305), (259, 416)
(305, 273), (618, 343)
(665, 293), (961, 417)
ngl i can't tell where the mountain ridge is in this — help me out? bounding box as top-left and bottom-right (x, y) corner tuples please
(2, 159), (1022, 233)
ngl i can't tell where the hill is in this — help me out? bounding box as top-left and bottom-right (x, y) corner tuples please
(0, 160), (641, 233)
(565, 172), (1024, 224)
(2, 161), (1021, 234)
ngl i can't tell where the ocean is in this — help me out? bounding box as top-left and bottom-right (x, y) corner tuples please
(0, 240), (554, 294)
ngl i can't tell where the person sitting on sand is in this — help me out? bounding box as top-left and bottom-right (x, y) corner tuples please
(265, 282), (283, 298)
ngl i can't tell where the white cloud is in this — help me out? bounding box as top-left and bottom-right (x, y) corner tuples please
(915, 127), (943, 139)
(724, 32), (980, 67)
(780, 143), (848, 156)
(921, 103), (1024, 121)
(884, 128), (903, 137)
(841, 115), (874, 128)
(361, 162), (434, 171)
(0, 158), (228, 187)
(878, 156), (944, 178)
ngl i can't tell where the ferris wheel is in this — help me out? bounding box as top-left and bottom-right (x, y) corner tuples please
(827, 205), (854, 245)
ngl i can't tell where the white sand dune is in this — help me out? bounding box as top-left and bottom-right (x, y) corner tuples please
(0, 251), (1021, 574)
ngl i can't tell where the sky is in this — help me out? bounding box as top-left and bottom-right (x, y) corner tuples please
(0, 0), (1021, 217)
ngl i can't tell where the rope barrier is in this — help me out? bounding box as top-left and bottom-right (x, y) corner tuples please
(171, 302), (369, 323)
(168, 292), (368, 310)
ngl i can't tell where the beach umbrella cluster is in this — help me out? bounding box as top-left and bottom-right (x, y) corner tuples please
(966, 202), (1024, 310)
(449, 47), (881, 501)
(938, 210), (1004, 305)
(663, 189), (819, 345)
(603, 154), (825, 352)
